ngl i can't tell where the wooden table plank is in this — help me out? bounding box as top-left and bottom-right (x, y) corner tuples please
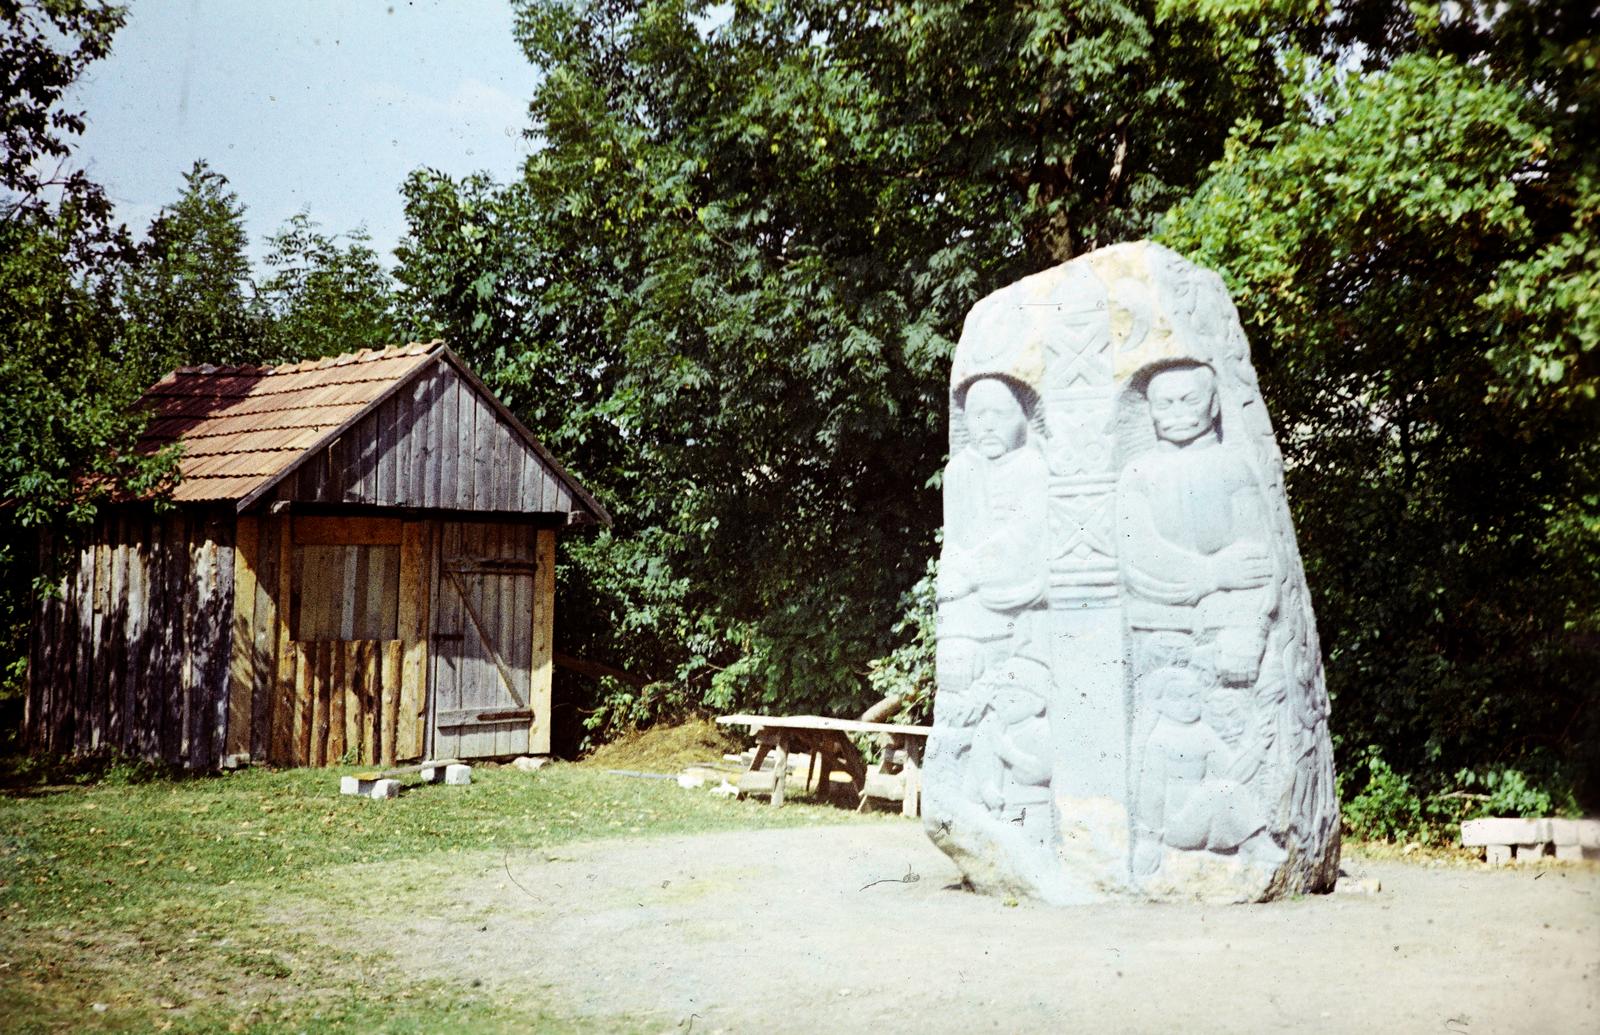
(717, 714), (932, 736)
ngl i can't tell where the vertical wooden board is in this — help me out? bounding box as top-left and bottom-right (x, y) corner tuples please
(23, 530), (47, 749)
(328, 639), (347, 763)
(360, 641), (379, 765)
(252, 514), (282, 761)
(478, 524), (504, 756)
(530, 528), (556, 755)
(88, 536), (109, 751)
(69, 535), (93, 753)
(314, 641), (334, 766)
(429, 522), (462, 759)
(191, 526), (227, 770)
(439, 374), (460, 509)
(396, 521), (430, 762)
(412, 378), (431, 506)
(353, 640), (371, 764)
(538, 471), (555, 513)
(187, 526), (222, 770)
(491, 414), (514, 512)
(278, 519), (301, 765)
(475, 394), (496, 511)
(375, 397), (395, 504)
(342, 545), (362, 641)
(499, 525), (529, 757)
(291, 641), (310, 765)
(209, 530), (235, 768)
(452, 381), (472, 510)
(393, 392), (412, 506)
(36, 535), (63, 751)
(418, 370), (437, 508)
(103, 518), (128, 750)
(160, 513), (187, 764)
(226, 515), (260, 761)
(149, 514), (176, 761)
(381, 639), (402, 765)
(129, 518), (156, 758)
(177, 525), (201, 767)
(122, 520), (149, 758)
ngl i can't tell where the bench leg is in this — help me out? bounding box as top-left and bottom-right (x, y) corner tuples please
(771, 738), (789, 807)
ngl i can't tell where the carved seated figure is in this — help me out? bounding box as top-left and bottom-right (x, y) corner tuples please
(1132, 666), (1285, 877)
(1117, 362), (1279, 687)
(963, 655), (1053, 847)
(936, 374), (1050, 706)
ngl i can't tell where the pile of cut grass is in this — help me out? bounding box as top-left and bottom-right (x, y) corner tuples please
(576, 717), (746, 773)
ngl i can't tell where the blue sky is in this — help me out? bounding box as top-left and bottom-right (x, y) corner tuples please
(70, 0), (540, 269)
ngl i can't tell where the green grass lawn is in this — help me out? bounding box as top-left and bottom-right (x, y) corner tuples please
(0, 759), (869, 1033)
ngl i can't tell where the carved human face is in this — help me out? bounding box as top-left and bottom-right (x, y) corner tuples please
(1146, 365), (1219, 446)
(964, 377), (1029, 459)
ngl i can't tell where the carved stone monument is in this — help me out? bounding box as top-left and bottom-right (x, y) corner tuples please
(923, 241), (1340, 903)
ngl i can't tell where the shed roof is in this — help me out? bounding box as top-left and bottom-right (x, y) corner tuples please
(136, 342), (610, 525)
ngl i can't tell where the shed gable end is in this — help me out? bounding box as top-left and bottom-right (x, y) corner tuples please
(263, 359), (586, 517)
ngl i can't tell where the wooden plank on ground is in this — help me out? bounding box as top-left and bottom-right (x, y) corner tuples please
(352, 757), (462, 782)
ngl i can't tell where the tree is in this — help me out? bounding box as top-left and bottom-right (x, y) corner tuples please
(260, 213), (401, 362)
(0, 2), (175, 713)
(1159, 2), (1599, 798)
(118, 160), (265, 381)
(393, 0), (1300, 724)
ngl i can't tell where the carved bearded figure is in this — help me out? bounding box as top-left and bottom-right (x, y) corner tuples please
(1117, 363), (1280, 686)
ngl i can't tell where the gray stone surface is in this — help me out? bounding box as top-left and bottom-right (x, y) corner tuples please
(924, 241), (1341, 903)
(444, 763), (473, 786)
(370, 778), (401, 799)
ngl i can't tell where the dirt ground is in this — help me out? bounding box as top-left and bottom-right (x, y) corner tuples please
(304, 818), (1599, 1034)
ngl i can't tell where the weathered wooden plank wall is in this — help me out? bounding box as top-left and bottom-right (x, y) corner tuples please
(270, 361), (579, 515)
(25, 507), (236, 767)
(282, 640), (396, 765)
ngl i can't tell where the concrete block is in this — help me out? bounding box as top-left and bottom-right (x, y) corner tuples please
(511, 755), (549, 772)
(1514, 842), (1548, 863)
(1546, 818), (1579, 845)
(1485, 844), (1512, 866)
(444, 764), (472, 785)
(340, 776), (363, 796)
(1578, 820), (1600, 849)
(419, 765), (446, 784)
(1555, 843), (1584, 862)
(369, 779), (401, 799)
(1461, 818), (1545, 846)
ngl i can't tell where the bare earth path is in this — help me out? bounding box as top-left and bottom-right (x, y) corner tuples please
(305, 819), (1599, 1034)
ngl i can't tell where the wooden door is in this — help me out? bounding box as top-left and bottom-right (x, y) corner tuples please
(428, 521), (538, 759)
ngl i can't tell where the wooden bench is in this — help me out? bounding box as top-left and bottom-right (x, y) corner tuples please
(716, 714), (932, 816)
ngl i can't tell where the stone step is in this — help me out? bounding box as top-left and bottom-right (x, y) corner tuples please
(1460, 817), (1600, 865)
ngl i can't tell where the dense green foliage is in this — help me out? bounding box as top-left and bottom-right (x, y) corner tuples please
(1, 1), (1593, 810)
(394, 0), (1300, 731)
(1161, 1), (1600, 801)
(0, 2), (403, 720)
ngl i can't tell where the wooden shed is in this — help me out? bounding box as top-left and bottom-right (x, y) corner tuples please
(24, 342), (610, 769)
